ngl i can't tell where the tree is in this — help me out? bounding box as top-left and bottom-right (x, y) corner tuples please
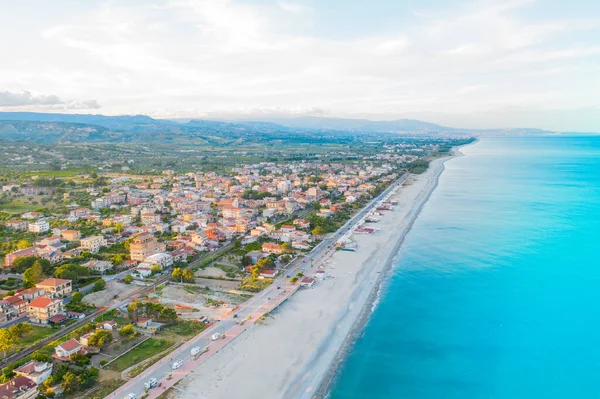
(93, 279), (106, 292)
(0, 329), (15, 358)
(16, 240), (32, 249)
(159, 308), (177, 322)
(182, 269), (194, 283)
(31, 351), (52, 363)
(281, 243), (293, 253)
(150, 265), (161, 275)
(171, 268), (183, 282)
(71, 292), (83, 303)
(11, 256), (37, 273)
(114, 222), (123, 233)
(128, 302), (140, 321)
(9, 322), (33, 339)
(123, 274), (133, 284)
(54, 264), (90, 282)
(312, 226), (325, 236)
(60, 372), (78, 393)
(89, 171), (98, 179)
(119, 324), (135, 337)
(87, 330), (113, 348)
(23, 261), (45, 288)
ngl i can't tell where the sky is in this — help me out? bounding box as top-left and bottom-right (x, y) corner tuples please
(1, 0), (599, 131)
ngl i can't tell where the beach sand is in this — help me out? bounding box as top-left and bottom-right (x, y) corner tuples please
(173, 154), (455, 399)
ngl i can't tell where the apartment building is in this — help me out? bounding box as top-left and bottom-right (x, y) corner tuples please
(129, 233), (166, 262)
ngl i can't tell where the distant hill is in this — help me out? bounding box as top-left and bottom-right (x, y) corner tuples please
(0, 111), (557, 145)
(236, 116), (453, 133)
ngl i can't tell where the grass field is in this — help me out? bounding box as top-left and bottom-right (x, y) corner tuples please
(109, 338), (172, 372)
(16, 325), (57, 349)
(162, 320), (207, 337)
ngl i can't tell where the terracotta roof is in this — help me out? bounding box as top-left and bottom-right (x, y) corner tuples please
(28, 297), (54, 308)
(57, 338), (82, 352)
(37, 278), (70, 287)
(48, 314), (67, 323)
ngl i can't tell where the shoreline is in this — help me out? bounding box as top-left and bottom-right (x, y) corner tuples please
(315, 147), (465, 398)
(173, 147), (466, 399)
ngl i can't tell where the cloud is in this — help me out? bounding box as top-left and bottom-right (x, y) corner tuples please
(278, 1), (313, 13)
(0, 90), (61, 106)
(0, 90), (100, 109)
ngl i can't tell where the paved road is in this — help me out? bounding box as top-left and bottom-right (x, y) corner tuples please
(107, 173), (408, 399)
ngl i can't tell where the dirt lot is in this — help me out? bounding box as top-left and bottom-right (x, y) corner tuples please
(194, 277), (240, 291)
(195, 266), (228, 278)
(83, 282), (139, 307)
(156, 284), (249, 321)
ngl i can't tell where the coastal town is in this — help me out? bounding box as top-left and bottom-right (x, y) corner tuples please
(0, 137), (473, 399)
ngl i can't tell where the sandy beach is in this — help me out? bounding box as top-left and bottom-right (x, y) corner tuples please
(173, 154), (456, 399)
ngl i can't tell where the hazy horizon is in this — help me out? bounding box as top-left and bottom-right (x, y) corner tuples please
(1, 0), (600, 131)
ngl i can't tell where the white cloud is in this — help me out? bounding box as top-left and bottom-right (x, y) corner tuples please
(279, 1), (313, 13)
(0, 90), (100, 109)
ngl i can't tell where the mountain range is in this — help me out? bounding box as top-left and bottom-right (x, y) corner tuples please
(0, 111), (553, 145)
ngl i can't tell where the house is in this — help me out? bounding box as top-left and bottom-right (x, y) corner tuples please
(27, 297), (64, 324)
(54, 338), (86, 360)
(98, 320), (118, 331)
(136, 319), (164, 332)
(299, 277), (316, 287)
(0, 376), (38, 399)
(262, 243), (283, 254)
(61, 230), (81, 241)
(292, 241), (310, 250)
(259, 269), (279, 279)
(144, 252), (173, 269)
(82, 260), (113, 274)
(245, 251), (268, 264)
(14, 360), (53, 385)
(80, 235), (107, 254)
(17, 287), (45, 303)
(67, 311), (85, 320)
(79, 332), (93, 347)
(0, 300), (19, 322)
(3, 296), (27, 316)
(314, 270), (327, 280)
(28, 220), (50, 234)
(5, 220), (28, 231)
(4, 247), (39, 268)
(36, 278), (72, 298)
(280, 224), (296, 233)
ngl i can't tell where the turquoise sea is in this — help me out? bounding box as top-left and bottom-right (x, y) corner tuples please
(330, 136), (600, 399)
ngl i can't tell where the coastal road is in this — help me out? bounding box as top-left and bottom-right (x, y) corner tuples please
(108, 280), (299, 399)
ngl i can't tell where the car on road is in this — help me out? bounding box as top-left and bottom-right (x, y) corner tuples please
(144, 378), (157, 389)
(172, 360), (183, 370)
(191, 346), (202, 356)
(125, 394), (137, 399)
(277, 286), (281, 289)
(211, 333), (222, 341)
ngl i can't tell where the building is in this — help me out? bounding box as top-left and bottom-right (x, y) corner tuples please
(0, 376), (38, 399)
(14, 361), (53, 385)
(4, 247), (38, 268)
(262, 242), (283, 254)
(299, 277), (316, 287)
(143, 253), (173, 270)
(259, 269), (278, 279)
(80, 235), (107, 254)
(129, 233), (166, 262)
(82, 260), (113, 274)
(5, 220), (28, 230)
(27, 297), (64, 324)
(98, 320), (117, 330)
(61, 230), (81, 241)
(54, 338), (86, 360)
(27, 220), (50, 234)
(17, 287), (45, 302)
(0, 300), (19, 322)
(36, 278), (72, 298)
(3, 296), (27, 317)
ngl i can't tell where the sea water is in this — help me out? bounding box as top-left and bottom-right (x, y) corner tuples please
(330, 136), (600, 399)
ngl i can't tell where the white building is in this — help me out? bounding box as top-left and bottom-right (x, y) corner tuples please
(28, 220), (50, 233)
(80, 235), (107, 254)
(144, 253), (173, 269)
